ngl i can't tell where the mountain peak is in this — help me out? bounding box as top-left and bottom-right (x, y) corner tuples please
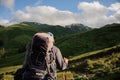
(65, 23), (92, 32)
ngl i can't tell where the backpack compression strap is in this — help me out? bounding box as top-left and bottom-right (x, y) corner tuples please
(45, 51), (55, 80)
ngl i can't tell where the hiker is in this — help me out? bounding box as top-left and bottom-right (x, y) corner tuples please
(22, 32), (68, 80)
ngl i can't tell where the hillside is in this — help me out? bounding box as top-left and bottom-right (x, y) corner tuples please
(56, 23), (120, 57)
(0, 23), (120, 80)
(69, 45), (120, 80)
(0, 22), (90, 58)
(0, 45), (120, 80)
(0, 23), (119, 63)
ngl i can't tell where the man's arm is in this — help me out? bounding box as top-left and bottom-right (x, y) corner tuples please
(53, 46), (68, 70)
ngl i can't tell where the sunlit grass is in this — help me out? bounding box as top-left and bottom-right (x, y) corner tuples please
(69, 45), (120, 61)
(0, 65), (22, 74)
(0, 44), (120, 80)
(1, 75), (13, 80)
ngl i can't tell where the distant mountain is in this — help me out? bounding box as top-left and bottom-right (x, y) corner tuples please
(56, 23), (120, 57)
(0, 22), (91, 57)
(21, 22), (92, 36)
(18, 22), (92, 37)
(65, 24), (92, 32)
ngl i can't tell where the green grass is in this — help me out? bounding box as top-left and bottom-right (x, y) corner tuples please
(0, 53), (25, 67)
(0, 22), (89, 59)
(57, 71), (74, 80)
(0, 45), (120, 80)
(69, 45), (120, 61)
(0, 65), (22, 74)
(56, 23), (120, 57)
(0, 67), (86, 80)
(68, 46), (120, 79)
(1, 75), (14, 80)
(0, 65), (21, 80)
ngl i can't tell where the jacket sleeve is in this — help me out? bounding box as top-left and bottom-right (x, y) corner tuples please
(53, 46), (68, 70)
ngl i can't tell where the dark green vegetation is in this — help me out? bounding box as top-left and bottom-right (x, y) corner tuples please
(0, 22), (120, 80)
(57, 23), (120, 57)
(68, 45), (120, 80)
(0, 22), (91, 59)
(1, 44), (120, 80)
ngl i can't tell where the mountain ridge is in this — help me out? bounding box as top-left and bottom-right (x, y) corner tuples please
(0, 23), (120, 80)
(56, 23), (120, 57)
(0, 22), (91, 58)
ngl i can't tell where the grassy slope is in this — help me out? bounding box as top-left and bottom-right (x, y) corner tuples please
(0, 22), (89, 58)
(0, 45), (120, 80)
(56, 23), (120, 57)
(68, 45), (120, 80)
(0, 53), (25, 67)
(0, 23), (120, 79)
(0, 23), (120, 68)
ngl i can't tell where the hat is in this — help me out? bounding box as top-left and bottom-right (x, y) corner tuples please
(47, 32), (54, 37)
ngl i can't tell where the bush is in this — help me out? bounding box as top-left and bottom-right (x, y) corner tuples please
(74, 74), (88, 80)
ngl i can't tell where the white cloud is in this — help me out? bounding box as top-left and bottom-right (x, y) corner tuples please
(11, 6), (78, 26)
(114, 10), (120, 22)
(108, 3), (120, 11)
(0, 19), (9, 26)
(77, 1), (120, 28)
(1, 1), (120, 28)
(0, 0), (15, 11)
(78, 1), (108, 15)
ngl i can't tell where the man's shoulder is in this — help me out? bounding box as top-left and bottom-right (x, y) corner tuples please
(53, 45), (58, 49)
(52, 46), (60, 52)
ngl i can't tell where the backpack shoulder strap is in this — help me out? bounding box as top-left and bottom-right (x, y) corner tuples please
(45, 49), (55, 79)
(45, 52), (50, 74)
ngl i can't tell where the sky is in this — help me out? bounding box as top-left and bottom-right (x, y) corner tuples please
(0, 0), (120, 28)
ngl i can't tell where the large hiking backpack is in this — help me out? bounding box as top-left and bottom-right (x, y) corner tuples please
(26, 33), (56, 80)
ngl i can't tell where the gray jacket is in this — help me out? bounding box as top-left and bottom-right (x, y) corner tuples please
(51, 46), (68, 70)
(23, 45), (68, 70)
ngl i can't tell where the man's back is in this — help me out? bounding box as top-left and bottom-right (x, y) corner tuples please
(22, 32), (68, 80)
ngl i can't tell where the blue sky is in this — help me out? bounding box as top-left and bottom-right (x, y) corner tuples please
(0, 0), (120, 28)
